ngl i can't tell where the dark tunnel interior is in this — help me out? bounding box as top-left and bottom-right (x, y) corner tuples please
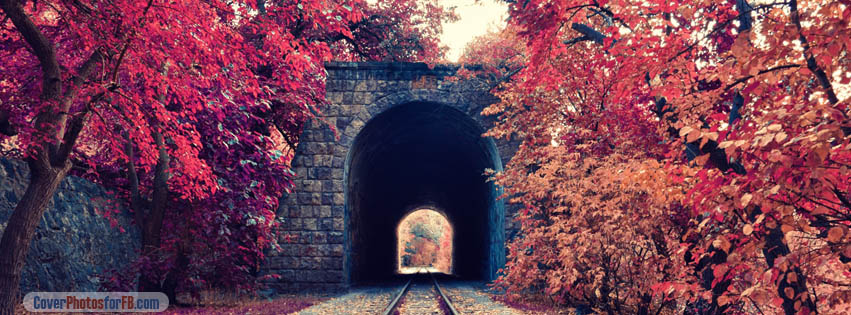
(345, 101), (503, 284)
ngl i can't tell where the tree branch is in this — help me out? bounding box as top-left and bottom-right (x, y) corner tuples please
(670, 2), (787, 62)
(790, 0), (840, 105)
(724, 64), (801, 90)
(488, 65), (526, 91)
(51, 111), (88, 165)
(123, 132), (146, 225)
(834, 188), (851, 212)
(736, 0), (753, 31)
(50, 50), (105, 161)
(568, 23), (605, 45)
(0, 0), (62, 100)
(564, 35), (593, 46)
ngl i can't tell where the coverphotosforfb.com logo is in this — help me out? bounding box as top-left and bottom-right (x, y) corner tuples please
(23, 292), (168, 312)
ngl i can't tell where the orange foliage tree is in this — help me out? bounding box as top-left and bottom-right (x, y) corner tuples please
(473, 0), (851, 314)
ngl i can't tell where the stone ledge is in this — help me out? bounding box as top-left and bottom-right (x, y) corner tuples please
(324, 61), (483, 72)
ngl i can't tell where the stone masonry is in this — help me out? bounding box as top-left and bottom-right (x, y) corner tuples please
(0, 158), (140, 293)
(261, 62), (518, 292)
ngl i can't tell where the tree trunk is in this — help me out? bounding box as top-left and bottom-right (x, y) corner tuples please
(161, 244), (188, 305)
(137, 128), (170, 293)
(636, 293), (652, 315)
(763, 223), (816, 314)
(0, 157), (71, 315)
(0, 1), (101, 314)
(0, 110), (16, 136)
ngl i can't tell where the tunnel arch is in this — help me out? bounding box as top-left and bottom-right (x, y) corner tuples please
(343, 97), (504, 285)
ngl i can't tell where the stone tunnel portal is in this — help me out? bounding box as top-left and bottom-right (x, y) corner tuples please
(345, 101), (504, 284)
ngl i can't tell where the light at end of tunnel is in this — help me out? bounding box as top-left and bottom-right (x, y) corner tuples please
(396, 208), (454, 275)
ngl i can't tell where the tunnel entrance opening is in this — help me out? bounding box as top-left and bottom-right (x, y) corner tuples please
(397, 208), (453, 275)
(344, 101), (504, 285)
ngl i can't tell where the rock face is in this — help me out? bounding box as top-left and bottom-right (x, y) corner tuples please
(0, 158), (140, 294)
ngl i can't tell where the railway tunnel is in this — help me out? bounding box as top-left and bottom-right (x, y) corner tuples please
(344, 101), (504, 284)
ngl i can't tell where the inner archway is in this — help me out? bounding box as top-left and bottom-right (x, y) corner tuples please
(397, 208), (453, 275)
(344, 101), (504, 284)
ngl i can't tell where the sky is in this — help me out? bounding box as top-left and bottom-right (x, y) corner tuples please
(438, 0), (508, 62)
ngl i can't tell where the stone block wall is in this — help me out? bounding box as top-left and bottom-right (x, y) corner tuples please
(261, 62), (518, 292)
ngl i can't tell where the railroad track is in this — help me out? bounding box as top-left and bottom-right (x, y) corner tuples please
(382, 270), (459, 315)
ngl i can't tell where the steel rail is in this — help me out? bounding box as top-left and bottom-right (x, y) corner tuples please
(431, 273), (460, 315)
(382, 278), (413, 315)
(384, 269), (460, 315)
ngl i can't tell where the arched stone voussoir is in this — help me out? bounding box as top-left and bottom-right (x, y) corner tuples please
(344, 89), (467, 143)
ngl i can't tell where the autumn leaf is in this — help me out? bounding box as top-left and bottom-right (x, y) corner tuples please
(741, 193), (753, 207)
(718, 295), (730, 306)
(714, 237), (732, 253)
(828, 227), (845, 243)
(768, 185), (781, 195)
(743, 224), (754, 236)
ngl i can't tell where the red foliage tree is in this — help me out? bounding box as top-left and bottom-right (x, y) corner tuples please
(0, 0), (453, 312)
(477, 0), (850, 314)
(332, 0), (457, 62)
